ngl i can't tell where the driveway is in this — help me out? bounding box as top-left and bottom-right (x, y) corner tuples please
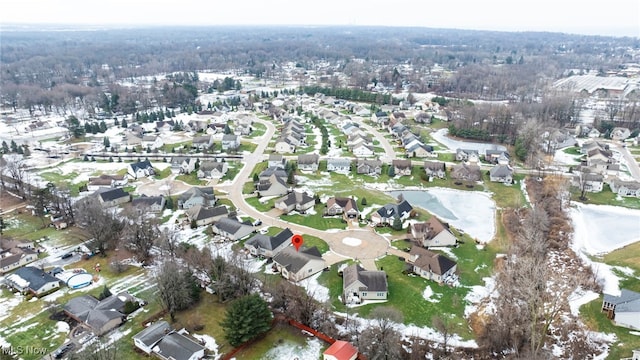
(358, 121), (396, 163)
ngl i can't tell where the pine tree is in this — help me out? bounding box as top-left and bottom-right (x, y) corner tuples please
(1, 141), (9, 153)
(221, 294), (272, 347)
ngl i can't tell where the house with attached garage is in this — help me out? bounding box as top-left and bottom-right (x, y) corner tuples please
(485, 149), (510, 165)
(192, 135), (214, 150)
(268, 154), (287, 169)
(326, 158), (352, 173)
(609, 179), (640, 197)
(211, 217), (254, 241)
(392, 159), (412, 176)
(133, 321), (206, 360)
(87, 174), (128, 191)
(178, 187), (216, 209)
(97, 188), (131, 208)
(325, 197), (359, 220)
(221, 134), (240, 151)
(63, 292), (137, 335)
(489, 164), (514, 184)
(297, 153), (320, 172)
(602, 289), (640, 330)
(197, 160), (228, 179)
(186, 205), (228, 227)
(451, 163), (481, 182)
(572, 170), (604, 193)
(370, 199), (413, 227)
(410, 217), (457, 247)
(274, 136), (297, 154)
(455, 148), (479, 163)
(256, 174), (289, 198)
(356, 159), (382, 175)
(342, 264), (388, 304)
(407, 246), (457, 284)
(0, 245), (38, 275)
(141, 135), (164, 150)
(272, 246), (327, 282)
(131, 195), (166, 213)
(128, 159), (155, 179)
(6, 266), (61, 296)
(171, 157), (198, 174)
(352, 143), (375, 157)
(424, 161), (446, 179)
(274, 191), (315, 214)
(244, 228), (294, 258)
(405, 141), (434, 158)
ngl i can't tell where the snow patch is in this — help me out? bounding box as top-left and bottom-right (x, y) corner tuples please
(342, 237), (362, 247)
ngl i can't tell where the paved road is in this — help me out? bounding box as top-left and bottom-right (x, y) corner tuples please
(358, 121), (396, 163)
(219, 118), (392, 270)
(612, 142), (640, 181)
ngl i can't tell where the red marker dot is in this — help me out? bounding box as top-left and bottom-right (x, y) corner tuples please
(292, 234), (304, 251)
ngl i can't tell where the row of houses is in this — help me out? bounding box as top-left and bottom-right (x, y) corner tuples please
(275, 118), (307, 153)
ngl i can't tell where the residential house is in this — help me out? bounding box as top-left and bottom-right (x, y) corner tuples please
(489, 165), (514, 184)
(211, 217), (254, 241)
(572, 171), (604, 193)
(342, 264), (388, 304)
(611, 127), (631, 141)
(259, 166), (288, 181)
(197, 160), (228, 179)
(352, 143), (375, 157)
(485, 150), (510, 165)
(6, 266), (60, 296)
(297, 153), (320, 172)
(192, 135), (214, 150)
(455, 148), (479, 163)
(392, 159), (412, 176)
(610, 179), (640, 197)
(141, 135), (164, 150)
(155, 120), (175, 132)
(256, 174), (289, 198)
(268, 154), (287, 169)
(356, 159), (382, 175)
(244, 228), (294, 258)
(131, 195), (166, 213)
(581, 140), (609, 155)
(186, 205), (229, 227)
(588, 128), (601, 138)
(370, 199), (413, 227)
(171, 157), (198, 174)
(274, 191), (315, 214)
(272, 246), (327, 282)
(451, 163), (482, 182)
(87, 174), (128, 191)
(274, 137), (296, 154)
(123, 132), (143, 147)
(602, 289), (640, 330)
(0, 246), (38, 275)
(133, 321), (205, 360)
(178, 187), (216, 209)
(323, 340), (358, 360)
(64, 292), (136, 335)
(407, 246), (457, 283)
(325, 197), (359, 220)
(97, 188), (130, 208)
(405, 142), (434, 158)
(128, 160), (155, 179)
(188, 119), (210, 133)
(410, 217), (457, 247)
(326, 158), (351, 173)
(424, 161), (446, 179)
(221, 134), (240, 151)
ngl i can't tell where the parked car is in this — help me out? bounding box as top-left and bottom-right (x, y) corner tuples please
(61, 253), (73, 259)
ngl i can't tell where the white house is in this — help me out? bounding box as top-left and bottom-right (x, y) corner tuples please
(602, 289), (640, 330)
(6, 266), (60, 296)
(128, 160), (155, 179)
(352, 143), (375, 157)
(327, 158), (351, 173)
(272, 246), (327, 282)
(133, 321), (205, 360)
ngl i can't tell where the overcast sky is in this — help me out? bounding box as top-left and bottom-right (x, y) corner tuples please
(2, 0), (639, 37)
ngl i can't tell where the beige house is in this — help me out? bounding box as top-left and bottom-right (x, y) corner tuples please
(342, 264), (388, 304)
(272, 246), (327, 282)
(410, 217), (457, 247)
(408, 246), (457, 284)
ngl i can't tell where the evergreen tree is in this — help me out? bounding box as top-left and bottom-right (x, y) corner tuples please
(103, 137), (110, 149)
(361, 197), (367, 206)
(121, 119), (128, 129)
(221, 294), (272, 347)
(1, 141), (9, 153)
(99, 121), (107, 133)
(114, 118), (119, 126)
(10, 140), (18, 153)
(392, 216), (402, 230)
(387, 164), (396, 177)
(99, 285), (112, 300)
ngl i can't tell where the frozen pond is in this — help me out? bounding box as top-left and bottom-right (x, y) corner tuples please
(431, 128), (507, 153)
(570, 202), (640, 255)
(389, 188), (496, 243)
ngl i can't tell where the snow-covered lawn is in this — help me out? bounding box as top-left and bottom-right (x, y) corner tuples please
(260, 337), (324, 360)
(389, 188), (496, 243)
(431, 128), (507, 153)
(342, 237), (362, 247)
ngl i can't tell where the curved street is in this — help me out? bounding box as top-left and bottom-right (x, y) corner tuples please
(219, 118), (394, 270)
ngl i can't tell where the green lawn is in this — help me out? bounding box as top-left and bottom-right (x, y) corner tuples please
(436, 153), (455, 162)
(176, 173), (208, 186)
(603, 242), (640, 275)
(297, 234), (330, 254)
(161, 141), (192, 153)
(38, 171), (80, 184)
(570, 184), (640, 209)
(230, 322), (325, 360)
(562, 147), (582, 156)
(580, 298), (640, 360)
(243, 181), (256, 195)
(483, 173), (528, 209)
(221, 162), (241, 182)
(246, 197), (275, 212)
(246, 121), (267, 138)
(153, 167), (173, 180)
(280, 204), (347, 231)
(238, 142), (258, 154)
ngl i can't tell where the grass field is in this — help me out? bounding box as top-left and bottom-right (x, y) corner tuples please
(176, 172), (208, 186)
(603, 242), (640, 276)
(570, 184), (640, 209)
(280, 205), (348, 231)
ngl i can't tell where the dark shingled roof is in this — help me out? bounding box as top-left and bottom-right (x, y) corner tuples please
(343, 264), (388, 292)
(130, 159), (153, 172)
(375, 200), (413, 219)
(98, 188), (130, 202)
(409, 246), (457, 276)
(214, 217), (250, 234)
(155, 331), (205, 360)
(11, 266), (59, 291)
(245, 228), (293, 251)
(133, 321), (173, 348)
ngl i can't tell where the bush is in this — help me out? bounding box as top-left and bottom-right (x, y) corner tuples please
(123, 300), (140, 314)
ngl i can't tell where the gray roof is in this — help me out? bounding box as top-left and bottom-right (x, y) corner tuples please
(12, 266), (59, 291)
(155, 331), (205, 360)
(99, 188), (130, 202)
(199, 160), (226, 173)
(133, 321), (173, 347)
(343, 264), (388, 292)
(273, 246), (324, 274)
(64, 293), (128, 332)
(222, 134), (239, 141)
(490, 165), (513, 177)
(246, 228), (293, 251)
(298, 153), (320, 165)
(259, 166), (288, 179)
(277, 191), (314, 207)
(409, 246), (457, 275)
(214, 217), (250, 234)
(424, 161), (445, 171)
(189, 205), (228, 221)
(327, 158), (352, 167)
(130, 160), (153, 172)
(604, 289), (640, 312)
(178, 187), (215, 203)
(132, 195), (164, 207)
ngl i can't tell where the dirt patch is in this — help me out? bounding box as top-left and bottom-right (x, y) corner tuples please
(137, 179), (191, 196)
(0, 189), (26, 211)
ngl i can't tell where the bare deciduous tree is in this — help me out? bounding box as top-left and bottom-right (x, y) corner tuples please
(155, 260), (195, 322)
(360, 306), (404, 360)
(74, 197), (124, 255)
